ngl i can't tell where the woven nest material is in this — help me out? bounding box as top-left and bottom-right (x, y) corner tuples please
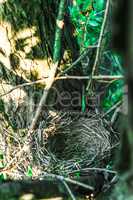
(0, 111), (119, 180)
(42, 111), (118, 175)
(47, 112), (110, 160)
(62, 117), (111, 160)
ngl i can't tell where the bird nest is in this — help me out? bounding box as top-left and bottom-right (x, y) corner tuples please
(0, 111), (119, 180)
(31, 111), (119, 177)
(47, 112), (110, 159)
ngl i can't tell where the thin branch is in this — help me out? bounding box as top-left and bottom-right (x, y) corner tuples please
(68, 167), (117, 176)
(0, 79), (47, 98)
(102, 100), (122, 118)
(86, 0), (110, 90)
(28, 0), (66, 132)
(0, 75), (123, 98)
(42, 173), (94, 191)
(28, 64), (58, 132)
(80, 168), (117, 174)
(59, 45), (98, 75)
(0, 176), (94, 199)
(111, 106), (121, 125)
(62, 180), (76, 200)
(56, 75), (124, 80)
(92, 0), (110, 75)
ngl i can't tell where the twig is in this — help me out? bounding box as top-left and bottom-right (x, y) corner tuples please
(80, 167), (117, 174)
(0, 79), (47, 98)
(42, 173), (94, 191)
(62, 180), (76, 200)
(102, 100), (122, 118)
(56, 75), (124, 80)
(93, 0), (110, 74)
(28, 0), (66, 132)
(86, 0), (110, 91)
(68, 167), (117, 175)
(28, 63), (58, 132)
(0, 75), (123, 98)
(111, 106), (121, 125)
(59, 46), (98, 75)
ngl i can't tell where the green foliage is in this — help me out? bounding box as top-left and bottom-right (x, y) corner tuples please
(0, 153), (4, 169)
(0, 153), (7, 182)
(102, 52), (124, 111)
(69, 0), (105, 80)
(81, 94), (86, 112)
(103, 80), (123, 110)
(26, 166), (33, 177)
(70, 0), (124, 111)
(69, 0), (104, 48)
(93, 0), (105, 11)
(0, 173), (7, 181)
(75, 171), (80, 178)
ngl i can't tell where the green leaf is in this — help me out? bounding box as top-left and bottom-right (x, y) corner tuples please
(0, 173), (7, 181)
(94, 0), (105, 11)
(75, 172), (80, 178)
(89, 19), (99, 27)
(95, 16), (103, 23)
(82, 0), (92, 11)
(26, 166), (33, 177)
(0, 153), (3, 160)
(89, 10), (97, 19)
(82, 94), (86, 112)
(84, 40), (90, 47)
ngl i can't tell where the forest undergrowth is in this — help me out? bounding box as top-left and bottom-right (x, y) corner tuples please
(0, 0), (125, 199)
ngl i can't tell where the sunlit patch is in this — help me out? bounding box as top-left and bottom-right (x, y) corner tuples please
(86, 193), (95, 200)
(0, 54), (11, 69)
(19, 58), (51, 80)
(49, 110), (58, 117)
(19, 193), (35, 200)
(73, 0), (77, 6)
(15, 27), (40, 54)
(0, 24), (11, 57)
(23, 36), (40, 54)
(16, 27), (37, 39)
(0, 0), (7, 3)
(56, 19), (64, 29)
(0, 23), (12, 70)
(0, 23), (50, 81)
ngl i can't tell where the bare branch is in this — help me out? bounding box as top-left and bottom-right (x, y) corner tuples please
(42, 173), (94, 191)
(56, 75), (124, 80)
(0, 75), (124, 98)
(62, 180), (76, 200)
(28, 0), (66, 132)
(86, 0), (110, 90)
(59, 45), (98, 75)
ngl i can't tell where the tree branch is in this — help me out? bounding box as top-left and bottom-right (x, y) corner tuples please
(28, 0), (66, 132)
(86, 0), (110, 91)
(0, 75), (124, 98)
